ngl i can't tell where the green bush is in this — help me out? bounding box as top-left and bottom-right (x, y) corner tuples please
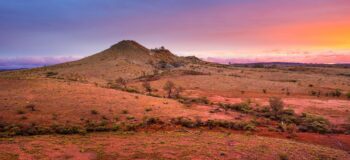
(220, 103), (252, 114)
(346, 92), (350, 99)
(299, 113), (330, 134)
(276, 109), (299, 124)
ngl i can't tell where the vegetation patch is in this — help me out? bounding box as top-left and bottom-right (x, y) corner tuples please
(45, 71), (58, 77)
(219, 103), (252, 114)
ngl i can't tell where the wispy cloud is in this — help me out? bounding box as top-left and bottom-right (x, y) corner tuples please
(0, 56), (80, 69)
(206, 52), (350, 64)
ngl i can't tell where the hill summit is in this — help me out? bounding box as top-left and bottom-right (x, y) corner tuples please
(35, 40), (204, 83)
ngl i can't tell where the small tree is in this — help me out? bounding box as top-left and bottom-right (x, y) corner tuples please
(269, 97), (284, 114)
(115, 77), (127, 88)
(142, 81), (152, 94)
(163, 81), (175, 98)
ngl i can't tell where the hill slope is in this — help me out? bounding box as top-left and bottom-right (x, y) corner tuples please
(5, 40), (205, 83)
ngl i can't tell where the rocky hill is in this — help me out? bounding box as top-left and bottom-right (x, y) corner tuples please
(8, 40), (206, 84)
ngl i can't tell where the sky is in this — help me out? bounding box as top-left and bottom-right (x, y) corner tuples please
(0, 0), (350, 68)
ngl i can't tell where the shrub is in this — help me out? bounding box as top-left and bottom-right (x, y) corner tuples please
(143, 117), (163, 126)
(126, 116), (135, 120)
(123, 87), (140, 93)
(125, 123), (139, 131)
(85, 121), (109, 132)
(163, 81), (175, 98)
(298, 113), (330, 134)
(101, 115), (108, 120)
(90, 110), (99, 115)
(277, 109), (298, 124)
(112, 124), (120, 131)
(329, 89), (342, 97)
(46, 71), (58, 77)
(16, 110), (25, 114)
(347, 92), (350, 99)
(279, 153), (289, 160)
(53, 125), (84, 135)
(121, 110), (129, 114)
(178, 97), (210, 106)
(310, 90), (317, 96)
(171, 117), (198, 128)
(220, 103), (252, 114)
(145, 108), (152, 112)
(269, 97), (284, 113)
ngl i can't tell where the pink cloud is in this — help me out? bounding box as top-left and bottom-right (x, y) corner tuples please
(206, 52), (350, 64)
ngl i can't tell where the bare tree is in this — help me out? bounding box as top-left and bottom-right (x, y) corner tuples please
(163, 81), (175, 98)
(269, 97), (284, 114)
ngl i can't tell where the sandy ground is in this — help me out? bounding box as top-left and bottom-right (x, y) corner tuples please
(0, 131), (349, 160)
